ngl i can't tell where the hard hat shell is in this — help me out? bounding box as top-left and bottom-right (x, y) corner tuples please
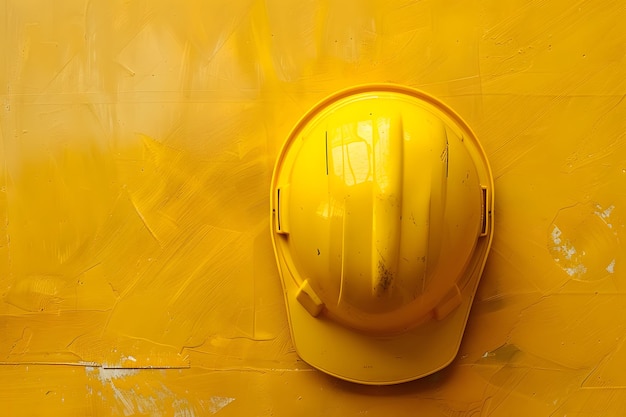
(270, 84), (494, 385)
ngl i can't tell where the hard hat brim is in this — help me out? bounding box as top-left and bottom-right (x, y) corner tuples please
(277, 234), (490, 384)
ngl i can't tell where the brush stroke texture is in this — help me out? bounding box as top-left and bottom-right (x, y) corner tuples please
(0, 0), (625, 415)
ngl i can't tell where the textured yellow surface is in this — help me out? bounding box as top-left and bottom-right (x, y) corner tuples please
(1, 0), (625, 415)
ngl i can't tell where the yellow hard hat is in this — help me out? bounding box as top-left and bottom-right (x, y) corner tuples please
(270, 84), (494, 385)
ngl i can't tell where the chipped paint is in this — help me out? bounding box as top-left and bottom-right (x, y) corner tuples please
(548, 203), (623, 282)
(595, 203), (616, 229)
(208, 396), (236, 414)
(549, 224), (588, 278)
(1, 0), (626, 416)
(606, 259), (616, 274)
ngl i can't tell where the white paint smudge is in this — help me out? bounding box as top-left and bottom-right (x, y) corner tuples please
(85, 367), (227, 416)
(607, 259), (616, 274)
(209, 396), (235, 414)
(595, 204), (615, 220)
(549, 225), (587, 278)
(86, 367), (194, 417)
(89, 367), (139, 382)
(551, 226), (578, 261)
(86, 367), (151, 416)
(595, 204), (615, 228)
(173, 398), (196, 417)
(562, 244), (576, 260)
(109, 384), (150, 416)
(551, 225), (562, 245)
(564, 264), (587, 277)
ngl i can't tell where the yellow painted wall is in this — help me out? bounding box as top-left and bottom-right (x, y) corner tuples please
(1, 0), (625, 415)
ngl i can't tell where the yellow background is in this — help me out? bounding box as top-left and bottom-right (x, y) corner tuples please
(1, 0), (625, 415)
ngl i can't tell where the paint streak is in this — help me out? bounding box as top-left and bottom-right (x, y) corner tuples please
(86, 366), (206, 417)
